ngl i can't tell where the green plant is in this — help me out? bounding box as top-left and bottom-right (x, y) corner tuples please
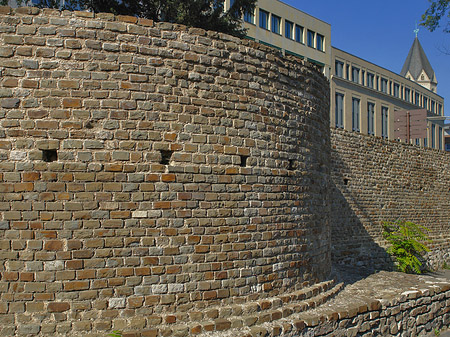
(108, 331), (122, 337)
(442, 261), (450, 270)
(434, 328), (441, 336)
(382, 220), (430, 274)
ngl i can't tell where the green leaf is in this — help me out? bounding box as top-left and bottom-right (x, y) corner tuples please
(382, 220), (431, 274)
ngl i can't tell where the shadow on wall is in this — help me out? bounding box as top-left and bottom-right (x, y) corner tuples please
(330, 155), (394, 274)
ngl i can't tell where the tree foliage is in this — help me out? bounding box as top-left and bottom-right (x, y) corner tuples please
(382, 220), (430, 274)
(421, 0), (450, 33)
(1, 0), (256, 37)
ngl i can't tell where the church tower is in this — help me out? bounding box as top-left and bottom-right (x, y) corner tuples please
(400, 37), (438, 93)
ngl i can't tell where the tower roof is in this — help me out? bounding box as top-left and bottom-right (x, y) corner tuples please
(400, 37), (436, 83)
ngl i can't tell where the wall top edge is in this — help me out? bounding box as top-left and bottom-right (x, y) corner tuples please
(0, 5), (329, 76)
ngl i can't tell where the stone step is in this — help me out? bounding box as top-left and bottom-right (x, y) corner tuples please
(118, 280), (343, 337)
(181, 281), (344, 336)
(178, 279), (336, 324)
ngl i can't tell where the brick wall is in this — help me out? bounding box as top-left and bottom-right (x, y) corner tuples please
(0, 7), (331, 336)
(331, 128), (450, 270)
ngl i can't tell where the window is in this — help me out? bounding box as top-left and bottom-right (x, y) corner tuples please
(439, 104), (443, 115)
(423, 97), (428, 109)
(439, 126), (443, 150)
(416, 138), (420, 146)
(381, 78), (388, 93)
(367, 73), (374, 88)
(431, 124), (436, 148)
(352, 67), (359, 84)
(352, 98), (360, 132)
(405, 88), (411, 102)
(346, 65), (349, 80)
(431, 101), (435, 113)
(316, 34), (324, 51)
(335, 61), (344, 78)
(381, 106), (388, 138)
(271, 14), (281, 34)
(295, 25), (303, 43)
(259, 9), (269, 30)
(367, 102), (375, 135)
(415, 93), (420, 106)
(285, 20), (294, 39)
(307, 30), (315, 47)
(335, 93), (344, 129)
(230, 0), (235, 7)
(244, 10), (255, 24)
(393, 83), (400, 97)
(424, 137), (428, 147)
(361, 70), (365, 86)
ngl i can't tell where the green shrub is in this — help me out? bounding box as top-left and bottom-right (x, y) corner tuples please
(108, 331), (122, 337)
(382, 220), (430, 274)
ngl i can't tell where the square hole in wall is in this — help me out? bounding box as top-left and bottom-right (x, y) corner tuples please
(240, 155), (249, 167)
(160, 150), (173, 165)
(42, 149), (57, 162)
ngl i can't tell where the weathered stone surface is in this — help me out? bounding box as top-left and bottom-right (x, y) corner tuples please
(330, 128), (450, 271)
(0, 6), (330, 337)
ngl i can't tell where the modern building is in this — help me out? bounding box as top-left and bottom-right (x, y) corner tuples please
(229, 0), (445, 149)
(225, 0), (332, 78)
(331, 40), (445, 148)
(444, 125), (450, 151)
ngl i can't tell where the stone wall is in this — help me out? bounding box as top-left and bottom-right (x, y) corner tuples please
(0, 7), (331, 336)
(331, 128), (450, 270)
(284, 273), (450, 337)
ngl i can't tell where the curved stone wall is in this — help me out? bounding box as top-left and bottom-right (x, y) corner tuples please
(0, 7), (330, 335)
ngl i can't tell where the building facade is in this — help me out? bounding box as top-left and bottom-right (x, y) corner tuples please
(226, 0), (331, 77)
(331, 44), (445, 148)
(234, 0), (445, 149)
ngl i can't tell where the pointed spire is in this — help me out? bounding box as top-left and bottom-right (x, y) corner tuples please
(400, 36), (437, 92)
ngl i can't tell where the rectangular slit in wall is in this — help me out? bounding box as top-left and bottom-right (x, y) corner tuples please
(240, 155), (249, 167)
(288, 159), (295, 170)
(42, 149), (57, 162)
(160, 150), (173, 165)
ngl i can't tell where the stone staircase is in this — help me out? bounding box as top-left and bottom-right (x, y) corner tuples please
(144, 279), (344, 337)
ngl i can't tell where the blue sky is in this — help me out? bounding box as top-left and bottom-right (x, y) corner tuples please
(283, 0), (450, 117)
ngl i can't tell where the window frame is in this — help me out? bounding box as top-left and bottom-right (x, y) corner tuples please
(393, 83), (400, 98)
(316, 33), (324, 51)
(352, 98), (360, 132)
(259, 9), (269, 30)
(381, 106), (388, 138)
(367, 73), (374, 89)
(244, 9), (255, 24)
(307, 30), (315, 48)
(295, 25), (303, 43)
(271, 14), (281, 35)
(431, 124), (436, 148)
(335, 61), (344, 78)
(351, 66), (360, 84)
(335, 93), (344, 129)
(405, 88), (411, 102)
(285, 20), (294, 39)
(381, 78), (388, 93)
(367, 102), (375, 135)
